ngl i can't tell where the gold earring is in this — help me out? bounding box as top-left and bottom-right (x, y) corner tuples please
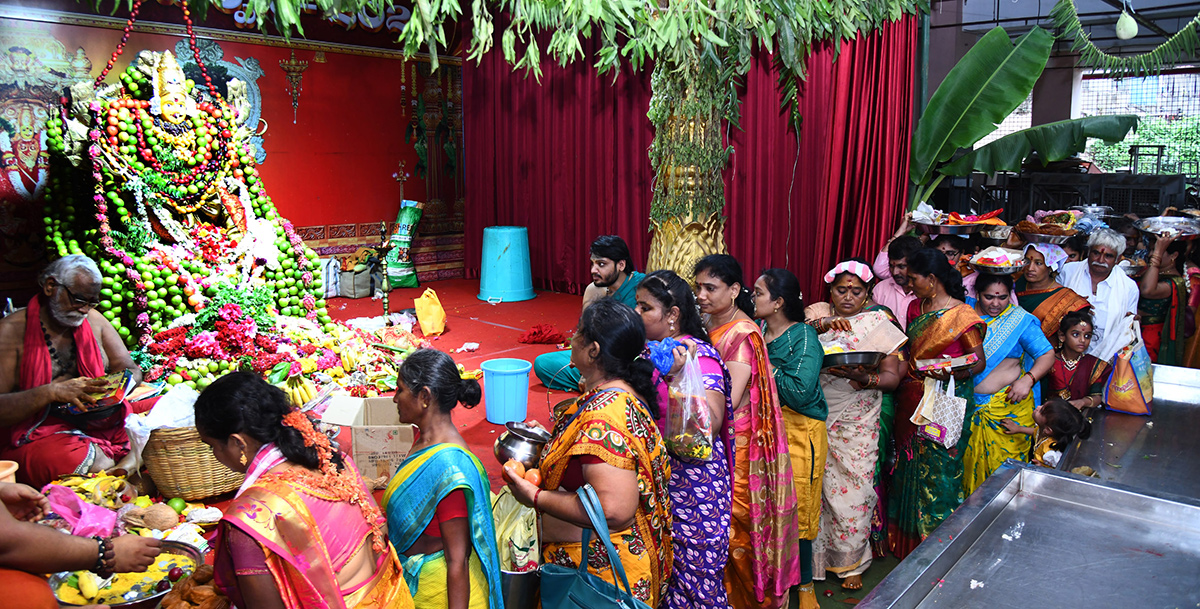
(423, 402), (429, 409)
(239, 453), (247, 466)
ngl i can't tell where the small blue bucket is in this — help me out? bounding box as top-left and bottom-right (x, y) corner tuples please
(478, 226), (537, 303)
(482, 358), (533, 425)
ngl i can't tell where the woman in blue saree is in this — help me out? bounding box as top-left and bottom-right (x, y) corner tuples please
(963, 274), (1055, 496)
(384, 349), (503, 609)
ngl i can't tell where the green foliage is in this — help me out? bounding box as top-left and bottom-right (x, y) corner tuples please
(1086, 115), (1200, 173)
(910, 26), (1054, 196)
(191, 282), (276, 335)
(647, 56), (731, 224)
(1051, 0), (1200, 78)
(938, 115), (1138, 176)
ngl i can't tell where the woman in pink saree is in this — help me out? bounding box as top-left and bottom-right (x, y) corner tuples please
(194, 372), (414, 609)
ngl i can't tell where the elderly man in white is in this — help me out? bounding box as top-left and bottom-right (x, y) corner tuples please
(1057, 228), (1140, 361)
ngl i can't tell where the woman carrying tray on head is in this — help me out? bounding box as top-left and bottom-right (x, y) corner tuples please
(1015, 243), (1092, 347)
(889, 248), (986, 561)
(962, 274), (1055, 497)
(803, 260), (904, 591)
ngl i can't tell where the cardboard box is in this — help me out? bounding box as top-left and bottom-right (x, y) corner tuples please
(321, 396), (415, 480)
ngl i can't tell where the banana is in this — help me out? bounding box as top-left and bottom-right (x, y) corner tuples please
(78, 571), (99, 599)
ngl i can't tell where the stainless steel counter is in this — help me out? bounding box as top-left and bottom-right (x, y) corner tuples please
(1058, 364), (1200, 500)
(860, 463), (1200, 608)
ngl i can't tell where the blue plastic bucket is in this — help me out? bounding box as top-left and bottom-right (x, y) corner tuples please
(478, 226), (537, 303)
(482, 358), (533, 425)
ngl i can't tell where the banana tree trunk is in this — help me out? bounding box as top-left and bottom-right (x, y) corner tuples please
(646, 212), (727, 279)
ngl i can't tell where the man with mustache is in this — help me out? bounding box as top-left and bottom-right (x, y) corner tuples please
(0, 255), (143, 488)
(1058, 228), (1140, 362)
(533, 235), (645, 391)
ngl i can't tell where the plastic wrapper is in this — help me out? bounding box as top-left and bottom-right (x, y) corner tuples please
(665, 352), (714, 460)
(43, 484), (117, 537)
(492, 488), (538, 572)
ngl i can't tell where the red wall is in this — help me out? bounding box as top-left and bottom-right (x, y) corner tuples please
(4, 18), (428, 228)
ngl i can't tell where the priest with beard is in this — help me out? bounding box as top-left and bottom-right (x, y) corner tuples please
(0, 255), (142, 488)
(533, 235), (645, 391)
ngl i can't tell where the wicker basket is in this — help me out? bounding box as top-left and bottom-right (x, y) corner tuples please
(143, 426), (244, 500)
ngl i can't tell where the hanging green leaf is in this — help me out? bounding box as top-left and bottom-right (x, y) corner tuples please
(910, 26), (1054, 189)
(1051, 0), (1200, 78)
(938, 115), (1139, 176)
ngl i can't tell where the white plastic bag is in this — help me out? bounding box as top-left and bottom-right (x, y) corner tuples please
(665, 353), (714, 460)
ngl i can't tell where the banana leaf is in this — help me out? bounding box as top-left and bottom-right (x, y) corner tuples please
(910, 26), (1054, 189)
(938, 115), (1139, 176)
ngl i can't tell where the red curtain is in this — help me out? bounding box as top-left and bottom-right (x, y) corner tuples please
(460, 44), (654, 294)
(462, 16), (917, 298)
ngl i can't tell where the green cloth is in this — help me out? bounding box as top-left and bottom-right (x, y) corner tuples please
(612, 271), (645, 308)
(533, 272), (644, 392)
(534, 351), (580, 392)
(764, 322), (827, 421)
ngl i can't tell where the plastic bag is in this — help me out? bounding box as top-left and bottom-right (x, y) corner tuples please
(43, 484), (117, 538)
(492, 488), (539, 572)
(414, 288), (446, 336)
(384, 200), (423, 289)
(665, 352), (714, 460)
(1105, 318), (1152, 415)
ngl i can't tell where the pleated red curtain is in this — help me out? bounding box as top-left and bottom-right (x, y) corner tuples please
(461, 15), (917, 298)
(727, 16), (918, 300)
(460, 45), (654, 294)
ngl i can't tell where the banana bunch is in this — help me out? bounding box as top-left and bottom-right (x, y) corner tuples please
(282, 375), (319, 406)
(341, 348), (359, 372)
(56, 472), (132, 508)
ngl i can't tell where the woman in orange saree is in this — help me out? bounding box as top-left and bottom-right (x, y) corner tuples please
(695, 255), (801, 609)
(888, 249), (986, 561)
(195, 373), (414, 609)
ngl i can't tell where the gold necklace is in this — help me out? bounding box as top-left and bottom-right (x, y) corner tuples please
(1058, 352), (1081, 371)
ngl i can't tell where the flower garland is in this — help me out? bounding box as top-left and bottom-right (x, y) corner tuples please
(87, 108), (152, 344)
(276, 411), (386, 553)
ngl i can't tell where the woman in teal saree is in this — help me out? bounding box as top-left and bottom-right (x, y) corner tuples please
(384, 349), (503, 609)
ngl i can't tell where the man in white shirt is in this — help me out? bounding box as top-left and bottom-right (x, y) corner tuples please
(1057, 228), (1140, 361)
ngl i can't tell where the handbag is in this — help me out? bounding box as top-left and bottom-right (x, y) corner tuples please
(539, 484), (652, 609)
(1105, 318), (1153, 416)
(910, 376), (968, 448)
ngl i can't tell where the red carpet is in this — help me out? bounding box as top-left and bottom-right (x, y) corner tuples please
(327, 279), (583, 487)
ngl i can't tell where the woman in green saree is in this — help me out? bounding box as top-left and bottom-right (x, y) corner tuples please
(384, 349), (503, 609)
(1139, 234), (1189, 365)
(888, 248), (986, 561)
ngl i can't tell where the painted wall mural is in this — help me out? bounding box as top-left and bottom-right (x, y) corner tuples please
(0, 28), (90, 269)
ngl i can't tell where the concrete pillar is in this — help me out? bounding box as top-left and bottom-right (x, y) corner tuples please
(1032, 54), (1083, 125)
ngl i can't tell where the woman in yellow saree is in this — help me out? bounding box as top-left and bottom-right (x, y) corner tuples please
(504, 299), (672, 607)
(963, 274), (1054, 497)
(695, 255), (800, 609)
(888, 249), (986, 561)
(384, 349), (503, 609)
(195, 373), (414, 609)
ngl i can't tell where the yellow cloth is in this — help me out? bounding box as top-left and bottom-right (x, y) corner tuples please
(782, 408), (827, 540)
(962, 389), (1035, 496)
(405, 552), (490, 609)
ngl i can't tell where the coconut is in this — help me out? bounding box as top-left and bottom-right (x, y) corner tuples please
(142, 502), (182, 530)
